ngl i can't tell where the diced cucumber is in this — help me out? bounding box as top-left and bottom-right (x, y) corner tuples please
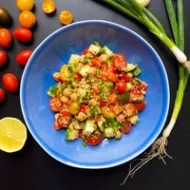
(79, 65), (91, 77)
(127, 115), (139, 125)
(88, 44), (101, 55)
(101, 45), (113, 57)
(104, 127), (115, 138)
(68, 54), (81, 64)
(83, 120), (96, 136)
(66, 129), (79, 141)
(47, 85), (58, 97)
(133, 67), (141, 76)
(125, 63), (137, 72)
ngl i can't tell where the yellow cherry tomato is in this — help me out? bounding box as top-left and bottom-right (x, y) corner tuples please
(68, 102), (79, 115)
(59, 10), (73, 25)
(17, 0), (34, 11)
(42, 0), (56, 14)
(101, 107), (116, 118)
(19, 11), (36, 28)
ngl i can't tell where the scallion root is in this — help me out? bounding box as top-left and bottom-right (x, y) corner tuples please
(120, 135), (172, 186)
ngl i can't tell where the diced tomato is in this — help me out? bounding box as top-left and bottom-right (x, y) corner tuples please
(108, 94), (117, 104)
(75, 73), (82, 81)
(109, 104), (122, 115)
(57, 115), (70, 128)
(66, 99), (72, 106)
(123, 103), (137, 117)
(108, 73), (118, 82)
(119, 72), (129, 81)
(100, 100), (106, 107)
(108, 66), (117, 73)
(61, 110), (71, 117)
(49, 97), (63, 112)
(54, 121), (61, 131)
(113, 54), (128, 71)
(102, 63), (108, 71)
(101, 71), (109, 80)
(86, 133), (104, 146)
(82, 48), (88, 55)
(134, 100), (146, 111)
(80, 104), (87, 113)
(121, 121), (131, 134)
(92, 57), (100, 68)
(78, 130), (83, 138)
(115, 80), (127, 94)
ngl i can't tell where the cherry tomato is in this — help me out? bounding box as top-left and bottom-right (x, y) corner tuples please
(19, 11), (36, 28)
(108, 94), (117, 104)
(113, 54), (128, 71)
(100, 100), (106, 107)
(121, 121), (131, 134)
(60, 110), (71, 117)
(49, 97), (62, 112)
(16, 49), (33, 66)
(17, 0), (34, 11)
(119, 72), (129, 81)
(54, 121), (61, 131)
(13, 28), (32, 42)
(75, 73), (82, 81)
(115, 80), (126, 94)
(0, 50), (7, 68)
(0, 28), (12, 48)
(85, 133), (104, 146)
(59, 10), (73, 25)
(57, 115), (70, 128)
(134, 100), (146, 111)
(0, 88), (6, 103)
(80, 104), (87, 113)
(2, 73), (19, 92)
(123, 103), (137, 117)
(42, 0), (56, 14)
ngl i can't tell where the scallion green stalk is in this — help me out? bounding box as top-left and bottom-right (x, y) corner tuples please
(101, 0), (190, 71)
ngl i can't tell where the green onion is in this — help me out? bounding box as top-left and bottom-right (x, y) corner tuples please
(100, 0), (190, 71)
(115, 0), (189, 185)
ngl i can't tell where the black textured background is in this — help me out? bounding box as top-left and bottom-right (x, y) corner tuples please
(0, 0), (190, 190)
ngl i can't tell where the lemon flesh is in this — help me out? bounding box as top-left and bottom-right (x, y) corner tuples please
(0, 117), (27, 153)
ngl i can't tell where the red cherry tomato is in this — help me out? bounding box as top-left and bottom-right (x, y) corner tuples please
(16, 49), (33, 66)
(0, 50), (7, 68)
(115, 80), (126, 94)
(134, 100), (146, 111)
(49, 97), (62, 112)
(119, 72), (129, 81)
(121, 121), (131, 134)
(57, 115), (70, 128)
(0, 29), (12, 48)
(86, 133), (104, 146)
(61, 110), (71, 117)
(100, 100), (106, 107)
(54, 121), (61, 131)
(13, 28), (32, 42)
(80, 104), (87, 113)
(75, 73), (82, 81)
(0, 88), (6, 103)
(113, 54), (127, 71)
(2, 73), (19, 92)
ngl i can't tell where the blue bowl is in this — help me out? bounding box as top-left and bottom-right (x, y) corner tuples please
(20, 20), (170, 169)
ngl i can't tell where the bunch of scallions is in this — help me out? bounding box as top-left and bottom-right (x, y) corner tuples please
(97, 0), (189, 185)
